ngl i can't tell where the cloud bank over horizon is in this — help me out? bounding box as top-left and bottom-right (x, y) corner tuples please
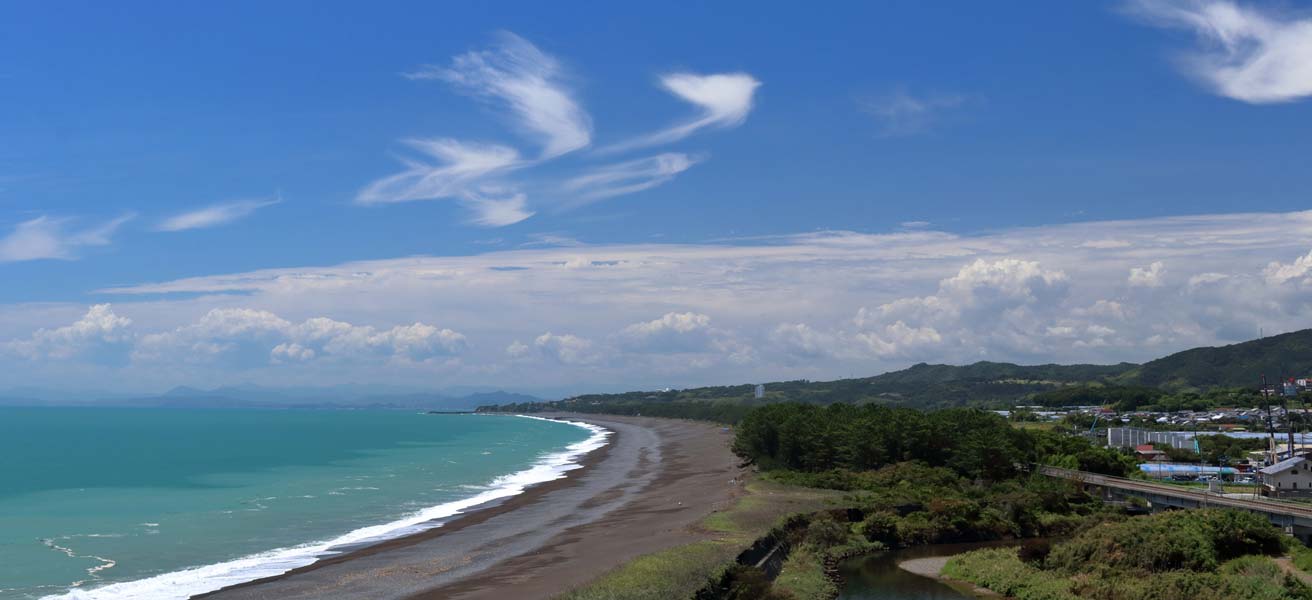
(4, 208), (1312, 395)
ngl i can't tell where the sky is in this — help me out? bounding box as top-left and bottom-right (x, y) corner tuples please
(2, 1), (1312, 396)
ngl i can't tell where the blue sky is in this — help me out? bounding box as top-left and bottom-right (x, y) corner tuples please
(3, 1), (1312, 395)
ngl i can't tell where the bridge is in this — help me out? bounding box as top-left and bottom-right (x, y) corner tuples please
(1038, 465), (1312, 542)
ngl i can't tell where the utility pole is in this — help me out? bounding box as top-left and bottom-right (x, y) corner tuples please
(1286, 378), (1296, 461)
(1263, 374), (1277, 466)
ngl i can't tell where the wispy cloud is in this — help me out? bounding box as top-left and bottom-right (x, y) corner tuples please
(0, 214), (133, 263)
(563, 153), (698, 204)
(861, 88), (967, 136)
(1125, 0), (1312, 103)
(356, 139), (522, 206)
(406, 32), (591, 158)
(361, 34), (757, 226)
(156, 197), (279, 232)
(603, 73), (761, 153)
(460, 187), (534, 227)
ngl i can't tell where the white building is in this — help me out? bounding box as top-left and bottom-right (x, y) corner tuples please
(1259, 456), (1312, 498)
(754, 384), (765, 399)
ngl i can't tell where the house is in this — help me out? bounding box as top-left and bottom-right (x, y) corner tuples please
(1259, 456), (1312, 498)
(1135, 444), (1169, 462)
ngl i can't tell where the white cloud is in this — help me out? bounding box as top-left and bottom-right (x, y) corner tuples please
(618, 312), (714, 353)
(534, 332), (596, 364)
(604, 72), (761, 152)
(271, 342), (315, 363)
(0, 215), (132, 263)
(1128, 261), (1166, 286)
(132, 309), (465, 367)
(5, 304), (133, 360)
(8, 208), (1312, 392)
(841, 259), (1070, 360)
(356, 139), (522, 206)
(1265, 249), (1312, 284)
(505, 339), (531, 358)
(861, 88), (967, 136)
(770, 323), (837, 359)
(360, 35), (753, 224)
(1126, 0), (1312, 103)
(563, 153), (698, 204)
(408, 32), (591, 158)
(157, 198), (278, 232)
(1188, 272), (1229, 287)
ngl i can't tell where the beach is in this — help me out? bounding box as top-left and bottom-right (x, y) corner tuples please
(202, 414), (743, 599)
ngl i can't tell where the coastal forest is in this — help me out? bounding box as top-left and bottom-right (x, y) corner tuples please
(701, 403), (1312, 600)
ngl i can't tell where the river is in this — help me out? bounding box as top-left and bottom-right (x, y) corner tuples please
(836, 541), (1015, 599)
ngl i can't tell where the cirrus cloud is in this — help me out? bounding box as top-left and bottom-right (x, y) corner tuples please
(1126, 0), (1312, 103)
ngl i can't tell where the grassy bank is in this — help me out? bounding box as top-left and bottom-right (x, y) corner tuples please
(943, 509), (1312, 600)
(555, 478), (842, 600)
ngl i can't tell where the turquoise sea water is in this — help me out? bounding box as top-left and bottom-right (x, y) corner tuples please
(0, 408), (600, 600)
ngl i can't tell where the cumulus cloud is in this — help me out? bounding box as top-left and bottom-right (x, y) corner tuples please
(563, 153), (698, 204)
(1128, 261), (1166, 286)
(834, 259), (1071, 360)
(407, 32), (591, 158)
(5, 208), (1305, 392)
(4, 304), (133, 361)
(1126, 0), (1312, 103)
(157, 198), (278, 232)
(770, 323), (838, 359)
(1265, 249), (1312, 284)
(132, 309), (465, 367)
(618, 312), (714, 353)
(604, 72), (761, 152)
(861, 88), (967, 136)
(0, 215), (133, 263)
(533, 332), (596, 364)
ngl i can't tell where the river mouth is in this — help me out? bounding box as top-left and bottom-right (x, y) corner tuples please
(837, 540), (1020, 599)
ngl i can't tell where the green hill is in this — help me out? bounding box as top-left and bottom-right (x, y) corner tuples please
(480, 329), (1312, 418)
(1117, 328), (1312, 389)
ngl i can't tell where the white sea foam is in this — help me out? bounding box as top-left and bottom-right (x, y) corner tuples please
(41, 416), (610, 600)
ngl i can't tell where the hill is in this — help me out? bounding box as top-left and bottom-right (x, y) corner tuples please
(480, 329), (1312, 417)
(1117, 328), (1312, 389)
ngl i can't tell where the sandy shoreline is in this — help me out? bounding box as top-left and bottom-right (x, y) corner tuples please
(201, 414), (742, 599)
(898, 555), (1004, 598)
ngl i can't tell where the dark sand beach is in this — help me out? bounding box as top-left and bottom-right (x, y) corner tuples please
(201, 414), (743, 599)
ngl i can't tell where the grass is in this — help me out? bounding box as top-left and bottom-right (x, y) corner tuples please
(556, 478), (842, 600)
(772, 546), (837, 600)
(945, 531), (1312, 600)
(554, 541), (727, 600)
(1289, 542), (1312, 573)
(943, 548), (1076, 600)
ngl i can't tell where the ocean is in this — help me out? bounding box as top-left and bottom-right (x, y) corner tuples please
(0, 407), (606, 600)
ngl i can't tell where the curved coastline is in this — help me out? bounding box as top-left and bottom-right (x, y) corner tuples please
(43, 415), (609, 600)
(198, 414), (742, 600)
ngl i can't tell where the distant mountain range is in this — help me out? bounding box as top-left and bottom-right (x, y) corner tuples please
(483, 329), (1312, 412)
(0, 384), (541, 411)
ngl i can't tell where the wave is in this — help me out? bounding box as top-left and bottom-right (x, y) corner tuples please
(42, 416), (610, 600)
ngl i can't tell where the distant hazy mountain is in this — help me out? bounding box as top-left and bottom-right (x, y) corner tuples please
(2, 385), (542, 410)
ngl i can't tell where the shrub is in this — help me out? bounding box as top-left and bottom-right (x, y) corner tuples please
(803, 513), (849, 548)
(858, 510), (899, 545)
(721, 565), (793, 600)
(1047, 509), (1283, 574)
(1018, 539), (1051, 565)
